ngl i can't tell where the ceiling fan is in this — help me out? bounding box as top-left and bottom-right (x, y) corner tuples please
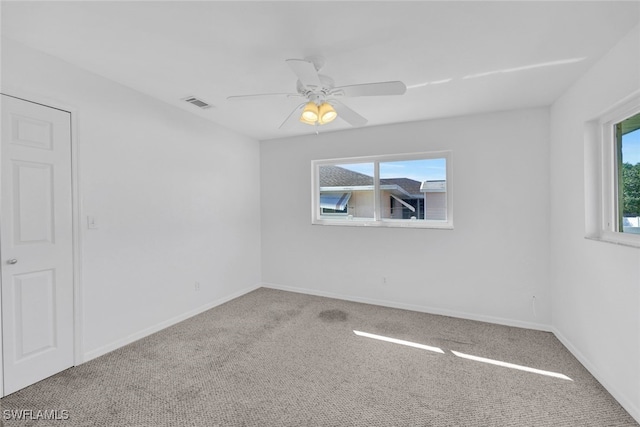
(227, 57), (407, 129)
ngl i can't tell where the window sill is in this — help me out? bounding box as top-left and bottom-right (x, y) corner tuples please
(585, 234), (640, 249)
(312, 219), (454, 229)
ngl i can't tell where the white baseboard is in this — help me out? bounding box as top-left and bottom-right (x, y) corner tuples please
(261, 282), (552, 332)
(82, 284), (261, 363)
(552, 327), (640, 424)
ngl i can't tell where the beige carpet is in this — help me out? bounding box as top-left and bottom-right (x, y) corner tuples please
(1, 288), (637, 426)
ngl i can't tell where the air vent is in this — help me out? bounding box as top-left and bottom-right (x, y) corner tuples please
(183, 96), (213, 109)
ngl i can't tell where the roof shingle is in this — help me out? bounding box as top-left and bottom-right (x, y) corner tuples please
(319, 165), (423, 196)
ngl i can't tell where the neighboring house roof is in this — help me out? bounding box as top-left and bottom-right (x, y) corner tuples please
(319, 165), (373, 187)
(319, 165), (427, 198)
(381, 178), (422, 195)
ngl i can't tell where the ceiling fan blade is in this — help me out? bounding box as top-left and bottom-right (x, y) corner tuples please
(286, 59), (322, 88)
(330, 100), (368, 127)
(278, 103), (306, 129)
(227, 93), (301, 102)
(333, 81), (407, 97)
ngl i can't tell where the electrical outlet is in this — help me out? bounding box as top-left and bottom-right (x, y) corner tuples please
(194, 282), (200, 291)
(382, 276), (388, 285)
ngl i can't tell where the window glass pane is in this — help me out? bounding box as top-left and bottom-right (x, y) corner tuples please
(619, 112), (640, 234)
(379, 158), (447, 220)
(318, 163), (374, 219)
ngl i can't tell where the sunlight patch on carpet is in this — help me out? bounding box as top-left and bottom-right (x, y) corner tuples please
(353, 330), (445, 354)
(451, 350), (573, 381)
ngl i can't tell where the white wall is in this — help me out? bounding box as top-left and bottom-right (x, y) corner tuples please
(261, 107), (551, 330)
(1, 38), (262, 361)
(549, 25), (640, 421)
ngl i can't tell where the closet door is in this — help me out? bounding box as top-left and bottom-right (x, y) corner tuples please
(1, 95), (74, 395)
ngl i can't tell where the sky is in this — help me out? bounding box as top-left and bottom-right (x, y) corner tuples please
(622, 128), (640, 165)
(341, 158), (446, 182)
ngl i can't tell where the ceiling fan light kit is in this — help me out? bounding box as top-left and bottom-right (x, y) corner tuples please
(227, 57), (407, 130)
(300, 101), (337, 125)
(318, 102), (337, 124)
(301, 101), (319, 124)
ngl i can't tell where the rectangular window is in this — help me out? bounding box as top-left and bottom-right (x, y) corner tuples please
(616, 112), (640, 234)
(590, 93), (640, 248)
(312, 152), (452, 229)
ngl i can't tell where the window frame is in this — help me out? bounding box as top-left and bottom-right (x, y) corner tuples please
(311, 151), (453, 229)
(592, 93), (640, 248)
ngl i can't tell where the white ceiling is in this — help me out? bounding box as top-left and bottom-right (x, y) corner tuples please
(2, 1), (639, 141)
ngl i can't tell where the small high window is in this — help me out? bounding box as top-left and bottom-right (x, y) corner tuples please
(312, 152), (452, 229)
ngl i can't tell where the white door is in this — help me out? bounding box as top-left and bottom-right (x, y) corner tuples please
(1, 94), (74, 395)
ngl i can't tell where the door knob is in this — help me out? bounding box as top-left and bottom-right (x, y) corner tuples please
(7, 259), (17, 264)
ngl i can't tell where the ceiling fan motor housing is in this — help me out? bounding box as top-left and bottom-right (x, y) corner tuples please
(297, 75), (335, 104)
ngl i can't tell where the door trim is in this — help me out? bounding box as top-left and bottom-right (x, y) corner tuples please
(0, 90), (83, 397)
